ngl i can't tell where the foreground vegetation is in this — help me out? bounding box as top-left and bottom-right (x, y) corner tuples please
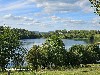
(0, 26), (100, 72)
(26, 35), (100, 70)
(1, 66), (100, 75)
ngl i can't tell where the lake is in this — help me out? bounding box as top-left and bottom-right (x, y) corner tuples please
(8, 39), (87, 67)
(21, 38), (87, 50)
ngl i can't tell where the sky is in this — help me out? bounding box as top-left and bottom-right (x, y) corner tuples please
(0, 0), (100, 32)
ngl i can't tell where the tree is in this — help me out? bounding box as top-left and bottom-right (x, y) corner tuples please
(0, 26), (21, 71)
(38, 44), (49, 69)
(44, 35), (66, 68)
(26, 45), (41, 71)
(81, 44), (100, 64)
(26, 44), (49, 70)
(68, 44), (100, 66)
(89, 0), (100, 16)
(26, 35), (67, 70)
(68, 45), (85, 66)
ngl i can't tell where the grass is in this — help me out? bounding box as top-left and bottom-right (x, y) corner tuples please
(1, 66), (100, 75)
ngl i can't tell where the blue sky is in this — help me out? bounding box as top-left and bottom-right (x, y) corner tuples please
(0, 0), (100, 32)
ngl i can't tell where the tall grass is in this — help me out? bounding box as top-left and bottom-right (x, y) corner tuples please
(1, 66), (100, 75)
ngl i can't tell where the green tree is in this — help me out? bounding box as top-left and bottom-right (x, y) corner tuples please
(81, 44), (100, 64)
(26, 45), (41, 71)
(26, 35), (67, 70)
(0, 26), (21, 71)
(68, 45), (85, 66)
(68, 44), (100, 66)
(89, 0), (100, 15)
(44, 35), (66, 68)
(38, 44), (49, 69)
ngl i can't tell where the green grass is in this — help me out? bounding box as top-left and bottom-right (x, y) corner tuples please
(1, 67), (100, 75)
(1, 64), (100, 75)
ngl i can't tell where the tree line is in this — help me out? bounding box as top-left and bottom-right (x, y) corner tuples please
(0, 26), (100, 41)
(0, 26), (41, 39)
(41, 30), (100, 43)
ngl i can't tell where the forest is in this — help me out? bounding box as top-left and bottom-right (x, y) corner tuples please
(0, 26), (100, 42)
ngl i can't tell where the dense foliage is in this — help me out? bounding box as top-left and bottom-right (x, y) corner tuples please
(0, 26), (100, 71)
(49, 30), (100, 41)
(0, 26), (26, 71)
(89, 0), (100, 16)
(1, 26), (100, 42)
(26, 35), (100, 70)
(26, 35), (67, 70)
(41, 30), (100, 43)
(0, 26), (41, 39)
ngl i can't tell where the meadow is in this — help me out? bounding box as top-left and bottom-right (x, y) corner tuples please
(1, 64), (100, 75)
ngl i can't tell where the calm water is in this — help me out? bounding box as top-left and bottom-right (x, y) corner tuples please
(21, 38), (87, 50)
(8, 39), (87, 67)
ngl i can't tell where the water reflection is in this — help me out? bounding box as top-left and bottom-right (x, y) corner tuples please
(21, 39), (87, 50)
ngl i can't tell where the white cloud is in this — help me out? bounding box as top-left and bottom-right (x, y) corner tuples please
(2, 14), (100, 28)
(50, 15), (86, 25)
(0, 0), (32, 12)
(51, 16), (61, 21)
(91, 17), (100, 26)
(0, 0), (99, 32)
(0, 0), (94, 14)
(1, 14), (99, 32)
(28, 0), (93, 13)
(3, 14), (34, 21)
(2, 14), (49, 28)
(77, 0), (93, 13)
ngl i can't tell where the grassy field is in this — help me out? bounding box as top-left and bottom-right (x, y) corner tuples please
(1, 66), (100, 75)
